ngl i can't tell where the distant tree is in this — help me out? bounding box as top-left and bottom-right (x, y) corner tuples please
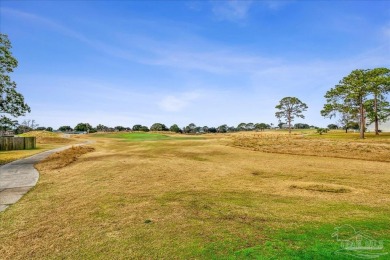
(132, 124), (142, 131)
(327, 124), (338, 130)
(183, 123), (196, 133)
(0, 117), (18, 131)
(347, 121), (359, 130)
(202, 126), (209, 133)
(58, 125), (73, 132)
(114, 126), (126, 132)
(36, 127), (46, 131)
(275, 97), (308, 134)
(75, 123), (93, 132)
(217, 124), (228, 133)
(14, 119), (38, 134)
(169, 124), (181, 133)
(227, 126), (237, 132)
(139, 126), (149, 132)
(0, 34), (31, 127)
(237, 122), (247, 131)
(336, 109), (358, 133)
(194, 126), (202, 133)
(317, 128), (328, 135)
(278, 122), (285, 129)
(246, 123), (255, 131)
(208, 127), (217, 133)
(15, 125), (31, 134)
(294, 123), (310, 129)
(96, 124), (109, 132)
(255, 123), (270, 131)
(150, 123), (168, 131)
(46, 127), (53, 132)
(21, 119), (39, 130)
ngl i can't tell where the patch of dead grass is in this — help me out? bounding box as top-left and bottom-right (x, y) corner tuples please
(290, 184), (351, 193)
(36, 145), (95, 170)
(230, 132), (390, 162)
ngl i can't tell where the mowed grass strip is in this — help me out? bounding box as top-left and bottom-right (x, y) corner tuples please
(92, 132), (203, 142)
(0, 133), (389, 258)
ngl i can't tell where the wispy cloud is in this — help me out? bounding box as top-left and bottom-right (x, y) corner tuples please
(262, 0), (293, 10)
(211, 0), (253, 22)
(1, 7), (132, 61)
(159, 92), (201, 112)
(3, 3), (388, 129)
(1, 8), (90, 43)
(382, 22), (390, 41)
(210, 0), (291, 22)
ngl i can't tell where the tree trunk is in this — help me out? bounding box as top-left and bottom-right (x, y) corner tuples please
(288, 112), (291, 134)
(374, 93), (379, 135)
(359, 97), (365, 139)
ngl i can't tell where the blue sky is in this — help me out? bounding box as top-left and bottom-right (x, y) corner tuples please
(1, 0), (389, 129)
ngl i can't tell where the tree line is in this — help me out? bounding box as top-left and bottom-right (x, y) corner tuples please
(273, 68), (389, 138)
(3, 120), (326, 135)
(1, 34), (389, 139)
(57, 122), (277, 134)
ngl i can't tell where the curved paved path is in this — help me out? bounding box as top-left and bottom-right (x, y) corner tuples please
(0, 143), (89, 212)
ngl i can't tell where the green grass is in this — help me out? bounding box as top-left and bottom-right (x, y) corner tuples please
(232, 220), (390, 259)
(92, 132), (203, 141)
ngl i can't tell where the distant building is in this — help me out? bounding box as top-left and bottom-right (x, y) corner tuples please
(0, 131), (14, 137)
(367, 121), (390, 132)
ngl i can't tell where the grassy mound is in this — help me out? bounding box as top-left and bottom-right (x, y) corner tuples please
(19, 131), (72, 144)
(19, 131), (60, 138)
(37, 145), (95, 170)
(231, 132), (390, 162)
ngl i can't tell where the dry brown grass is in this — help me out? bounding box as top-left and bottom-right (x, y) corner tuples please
(0, 131), (78, 165)
(0, 133), (389, 258)
(230, 132), (390, 162)
(37, 145), (95, 170)
(20, 131), (74, 145)
(19, 130), (60, 138)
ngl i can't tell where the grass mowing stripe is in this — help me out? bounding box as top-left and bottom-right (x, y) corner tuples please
(92, 132), (203, 141)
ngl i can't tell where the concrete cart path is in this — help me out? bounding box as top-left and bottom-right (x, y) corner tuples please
(0, 142), (90, 212)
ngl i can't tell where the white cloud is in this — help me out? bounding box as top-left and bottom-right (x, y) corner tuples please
(159, 92), (201, 112)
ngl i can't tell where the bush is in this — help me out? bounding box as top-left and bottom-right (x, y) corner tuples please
(317, 128), (328, 135)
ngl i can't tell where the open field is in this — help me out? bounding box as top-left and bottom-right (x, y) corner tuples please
(93, 132), (204, 141)
(1, 131), (389, 259)
(0, 131), (77, 165)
